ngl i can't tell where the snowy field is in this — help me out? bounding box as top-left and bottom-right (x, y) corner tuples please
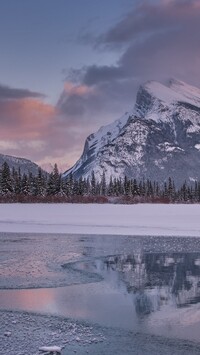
(0, 203), (200, 237)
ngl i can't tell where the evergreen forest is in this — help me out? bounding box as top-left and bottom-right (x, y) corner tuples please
(0, 161), (200, 203)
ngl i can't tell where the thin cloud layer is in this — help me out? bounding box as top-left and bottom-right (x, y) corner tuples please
(0, 84), (45, 100)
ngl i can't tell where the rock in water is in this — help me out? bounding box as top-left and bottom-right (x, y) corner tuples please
(39, 345), (62, 354)
(4, 331), (11, 337)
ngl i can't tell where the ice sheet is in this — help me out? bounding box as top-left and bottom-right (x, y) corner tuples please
(0, 203), (199, 237)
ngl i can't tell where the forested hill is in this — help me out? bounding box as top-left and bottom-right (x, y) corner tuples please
(0, 161), (200, 203)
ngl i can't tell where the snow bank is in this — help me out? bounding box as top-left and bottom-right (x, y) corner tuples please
(39, 345), (61, 353)
(0, 203), (200, 237)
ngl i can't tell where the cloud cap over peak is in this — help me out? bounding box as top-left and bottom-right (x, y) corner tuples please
(99, 0), (200, 47)
(74, 0), (200, 92)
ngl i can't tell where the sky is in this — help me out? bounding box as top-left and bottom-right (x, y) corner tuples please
(0, 0), (200, 171)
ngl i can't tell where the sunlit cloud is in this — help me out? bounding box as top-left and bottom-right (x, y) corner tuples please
(0, 98), (55, 140)
(0, 141), (19, 151)
(64, 82), (95, 96)
(0, 82), (93, 170)
(0, 140), (45, 152)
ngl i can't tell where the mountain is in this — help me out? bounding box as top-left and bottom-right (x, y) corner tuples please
(63, 79), (200, 185)
(0, 154), (43, 176)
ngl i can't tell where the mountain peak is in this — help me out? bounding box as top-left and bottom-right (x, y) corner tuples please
(168, 78), (200, 106)
(0, 153), (44, 176)
(140, 79), (200, 108)
(63, 79), (200, 185)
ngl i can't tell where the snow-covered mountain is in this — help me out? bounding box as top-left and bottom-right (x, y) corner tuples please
(63, 79), (200, 185)
(0, 154), (43, 176)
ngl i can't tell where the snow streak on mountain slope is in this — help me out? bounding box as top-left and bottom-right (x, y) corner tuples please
(63, 79), (200, 185)
(63, 110), (132, 177)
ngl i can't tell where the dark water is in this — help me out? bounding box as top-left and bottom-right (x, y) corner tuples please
(1, 233), (200, 343)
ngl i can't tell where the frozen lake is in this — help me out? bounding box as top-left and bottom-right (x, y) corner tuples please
(2, 232), (200, 354)
(0, 203), (200, 236)
(1, 203), (200, 354)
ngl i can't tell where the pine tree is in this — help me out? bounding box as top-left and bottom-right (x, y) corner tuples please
(197, 182), (200, 202)
(91, 171), (96, 195)
(124, 176), (130, 196)
(113, 178), (118, 196)
(132, 179), (139, 196)
(78, 177), (85, 196)
(0, 162), (13, 195)
(72, 179), (79, 195)
(108, 176), (114, 196)
(28, 172), (35, 195)
(68, 172), (74, 195)
(100, 171), (106, 195)
(52, 164), (61, 194)
(12, 167), (21, 194)
(36, 167), (45, 196)
(46, 164), (61, 195)
(21, 173), (30, 195)
(167, 177), (176, 201)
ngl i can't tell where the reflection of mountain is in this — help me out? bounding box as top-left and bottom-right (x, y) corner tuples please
(100, 253), (200, 316)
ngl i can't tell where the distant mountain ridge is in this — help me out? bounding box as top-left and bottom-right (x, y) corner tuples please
(0, 153), (42, 176)
(63, 79), (200, 185)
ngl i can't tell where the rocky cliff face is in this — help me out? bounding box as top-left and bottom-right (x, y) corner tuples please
(63, 79), (200, 185)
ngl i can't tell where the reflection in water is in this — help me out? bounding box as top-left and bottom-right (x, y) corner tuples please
(2, 248), (200, 342)
(81, 252), (200, 317)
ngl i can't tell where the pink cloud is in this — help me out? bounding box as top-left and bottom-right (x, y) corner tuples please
(0, 83), (97, 169)
(64, 82), (95, 96)
(0, 98), (55, 140)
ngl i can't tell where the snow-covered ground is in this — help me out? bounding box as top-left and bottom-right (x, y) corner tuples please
(0, 311), (105, 355)
(0, 203), (200, 237)
(3, 310), (200, 355)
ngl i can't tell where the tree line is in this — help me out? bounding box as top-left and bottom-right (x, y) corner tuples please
(0, 161), (200, 203)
